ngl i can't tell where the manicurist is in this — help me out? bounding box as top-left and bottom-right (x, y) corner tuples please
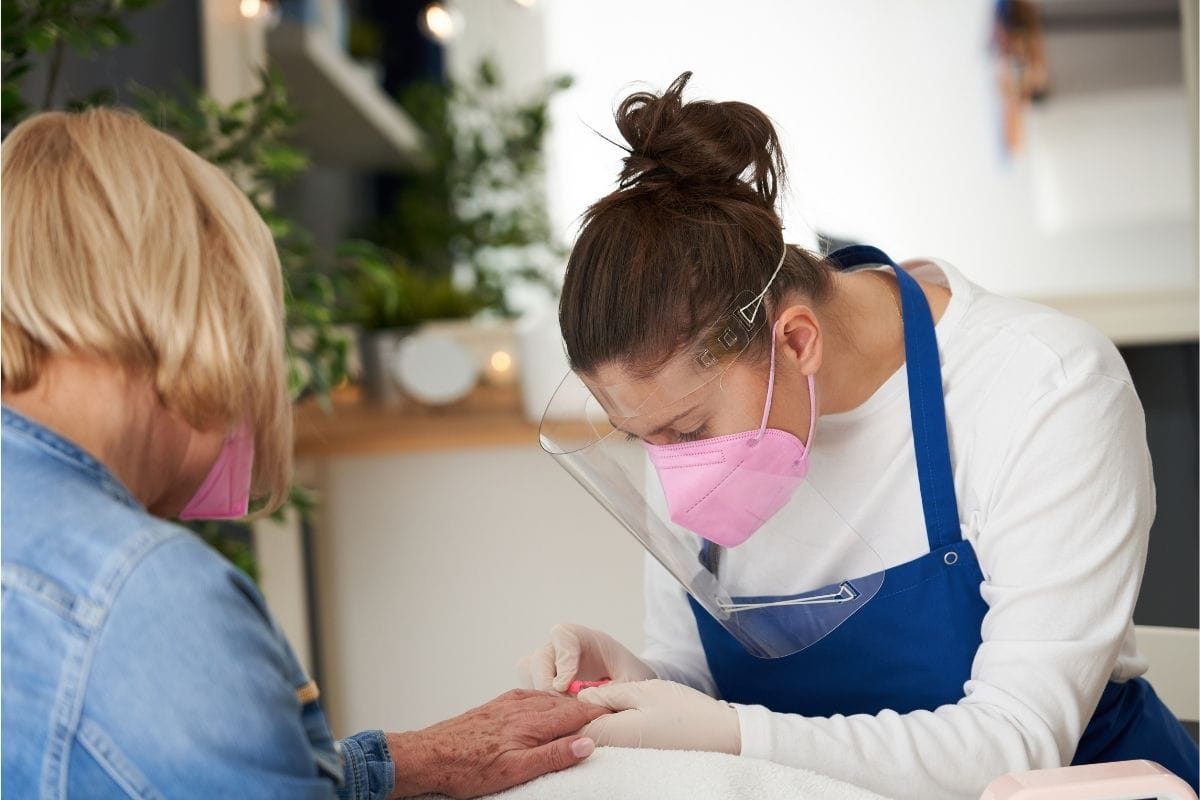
(522, 72), (1198, 799)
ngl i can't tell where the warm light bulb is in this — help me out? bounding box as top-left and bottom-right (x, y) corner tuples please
(421, 3), (458, 41)
(490, 350), (513, 373)
(239, 0), (263, 18)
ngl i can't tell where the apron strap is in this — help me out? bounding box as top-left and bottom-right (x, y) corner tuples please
(827, 245), (961, 551)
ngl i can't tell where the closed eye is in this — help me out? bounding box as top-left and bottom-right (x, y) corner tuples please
(621, 424), (709, 444)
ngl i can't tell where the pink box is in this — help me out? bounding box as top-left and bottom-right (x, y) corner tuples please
(981, 759), (1197, 800)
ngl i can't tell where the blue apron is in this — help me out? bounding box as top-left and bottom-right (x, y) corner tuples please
(688, 245), (1199, 786)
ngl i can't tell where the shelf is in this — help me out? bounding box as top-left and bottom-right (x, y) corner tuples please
(266, 23), (425, 170)
(294, 285), (1200, 460)
(294, 384), (547, 458)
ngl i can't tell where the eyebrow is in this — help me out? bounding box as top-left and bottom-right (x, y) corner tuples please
(615, 403), (702, 439)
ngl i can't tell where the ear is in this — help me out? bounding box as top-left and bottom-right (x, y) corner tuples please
(774, 303), (822, 376)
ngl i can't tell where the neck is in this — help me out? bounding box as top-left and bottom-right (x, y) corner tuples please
(814, 269), (907, 415)
(3, 356), (187, 512)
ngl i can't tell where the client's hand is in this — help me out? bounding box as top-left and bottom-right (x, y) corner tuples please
(577, 679), (741, 755)
(387, 689), (610, 799)
(517, 623), (657, 693)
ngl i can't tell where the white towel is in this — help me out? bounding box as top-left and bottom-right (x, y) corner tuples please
(417, 747), (895, 800)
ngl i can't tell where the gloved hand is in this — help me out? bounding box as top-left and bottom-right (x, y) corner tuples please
(577, 679), (741, 754)
(517, 623), (657, 694)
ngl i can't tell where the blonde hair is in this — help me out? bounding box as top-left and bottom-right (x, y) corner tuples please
(2, 108), (292, 512)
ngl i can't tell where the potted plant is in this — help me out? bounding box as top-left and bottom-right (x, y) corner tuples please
(335, 240), (489, 406)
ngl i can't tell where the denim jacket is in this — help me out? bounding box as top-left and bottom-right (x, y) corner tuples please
(1, 407), (394, 799)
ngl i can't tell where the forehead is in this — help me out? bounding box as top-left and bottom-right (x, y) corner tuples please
(581, 302), (762, 417)
(584, 357), (725, 425)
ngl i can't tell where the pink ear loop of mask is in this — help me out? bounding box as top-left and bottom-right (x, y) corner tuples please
(178, 421), (255, 521)
(751, 320), (817, 452)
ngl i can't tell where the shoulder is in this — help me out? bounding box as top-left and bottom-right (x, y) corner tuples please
(94, 528), (287, 688)
(966, 294), (1127, 383)
(107, 524), (271, 620)
(1, 419), (194, 603)
(924, 258), (1132, 402)
(1, 474), (197, 628)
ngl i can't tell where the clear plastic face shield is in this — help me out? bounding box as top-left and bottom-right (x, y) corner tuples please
(539, 249), (885, 659)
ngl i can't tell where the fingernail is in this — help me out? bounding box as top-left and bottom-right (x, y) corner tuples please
(570, 738), (595, 758)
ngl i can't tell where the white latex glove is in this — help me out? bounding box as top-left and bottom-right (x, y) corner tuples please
(577, 679), (741, 754)
(517, 623), (657, 693)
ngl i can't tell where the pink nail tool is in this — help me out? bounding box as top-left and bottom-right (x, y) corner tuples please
(567, 679), (611, 695)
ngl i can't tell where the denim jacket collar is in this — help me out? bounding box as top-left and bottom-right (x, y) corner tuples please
(2, 406), (142, 511)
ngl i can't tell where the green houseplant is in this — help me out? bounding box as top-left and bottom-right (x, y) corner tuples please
(1, 0), (156, 130)
(342, 57), (571, 403)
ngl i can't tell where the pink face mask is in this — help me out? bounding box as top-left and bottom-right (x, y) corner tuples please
(645, 325), (816, 548)
(179, 423), (255, 521)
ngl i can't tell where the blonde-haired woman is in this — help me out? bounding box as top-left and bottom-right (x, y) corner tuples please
(1, 108), (604, 799)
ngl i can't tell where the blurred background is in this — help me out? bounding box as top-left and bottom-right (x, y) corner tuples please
(3, 0), (1197, 740)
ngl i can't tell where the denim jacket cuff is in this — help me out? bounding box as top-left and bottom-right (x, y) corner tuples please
(336, 730), (395, 800)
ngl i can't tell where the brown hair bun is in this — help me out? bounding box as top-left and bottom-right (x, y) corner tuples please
(615, 71), (785, 209)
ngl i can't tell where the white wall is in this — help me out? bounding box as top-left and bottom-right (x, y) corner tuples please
(445, 0), (548, 99)
(539, 0), (1195, 300)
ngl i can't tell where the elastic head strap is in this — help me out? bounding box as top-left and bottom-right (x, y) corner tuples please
(756, 321), (781, 437)
(738, 245), (789, 328)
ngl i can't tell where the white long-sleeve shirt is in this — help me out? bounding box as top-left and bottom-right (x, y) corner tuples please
(641, 257), (1154, 800)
